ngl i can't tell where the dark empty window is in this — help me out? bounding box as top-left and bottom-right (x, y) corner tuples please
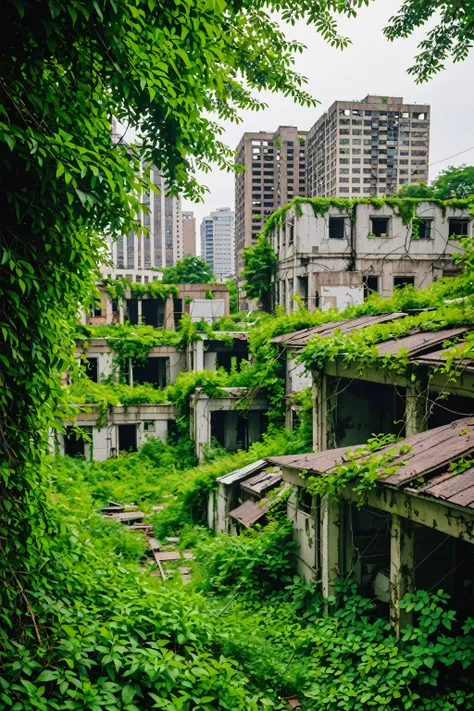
(92, 303), (102, 317)
(394, 276), (415, 289)
(448, 219), (470, 238)
(370, 217), (389, 237)
(329, 217), (346, 239)
(84, 357), (98, 383)
(133, 357), (168, 388)
(288, 221), (295, 245)
(418, 219), (433, 239)
(363, 275), (379, 299)
(297, 489), (314, 514)
(118, 424), (137, 453)
(64, 426), (91, 458)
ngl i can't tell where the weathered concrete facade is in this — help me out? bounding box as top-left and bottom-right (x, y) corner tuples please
(191, 387), (268, 461)
(54, 403), (177, 461)
(268, 201), (466, 311)
(82, 283), (230, 328)
(270, 417), (474, 635)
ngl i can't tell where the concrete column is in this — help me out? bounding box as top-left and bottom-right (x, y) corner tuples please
(204, 351), (217, 371)
(128, 358), (133, 386)
(312, 370), (327, 451)
(193, 396), (210, 461)
(164, 296), (174, 330)
(137, 299), (143, 325)
(390, 514), (415, 636)
(405, 378), (427, 436)
(119, 303), (124, 324)
(321, 497), (341, 599)
(194, 339), (204, 371)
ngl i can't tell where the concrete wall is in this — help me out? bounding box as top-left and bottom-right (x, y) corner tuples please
(54, 404), (176, 461)
(191, 389), (268, 460)
(287, 488), (319, 582)
(272, 201), (466, 308)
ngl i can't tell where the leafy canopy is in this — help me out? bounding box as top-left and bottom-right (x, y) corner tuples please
(384, 0), (474, 82)
(161, 255), (216, 284)
(395, 165), (474, 200)
(242, 237), (278, 312)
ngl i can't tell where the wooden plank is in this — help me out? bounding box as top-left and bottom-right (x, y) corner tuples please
(103, 511), (145, 522)
(422, 468), (474, 498)
(447, 483), (474, 508)
(156, 551), (181, 561)
(182, 551), (195, 560)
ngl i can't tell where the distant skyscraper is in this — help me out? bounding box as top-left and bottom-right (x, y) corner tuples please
(200, 207), (235, 279)
(306, 95), (430, 198)
(111, 165), (182, 269)
(182, 211), (196, 256)
(234, 126), (308, 280)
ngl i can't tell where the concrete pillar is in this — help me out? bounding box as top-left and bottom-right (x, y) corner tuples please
(312, 370), (327, 451)
(128, 358), (133, 386)
(119, 303), (124, 324)
(164, 296), (174, 330)
(193, 396), (210, 461)
(137, 299), (143, 325)
(321, 498), (341, 599)
(194, 339), (204, 371)
(405, 378), (427, 436)
(390, 514), (415, 636)
(204, 351), (217, 371)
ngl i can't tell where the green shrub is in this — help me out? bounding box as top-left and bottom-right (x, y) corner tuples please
(197, 520), (296, 595)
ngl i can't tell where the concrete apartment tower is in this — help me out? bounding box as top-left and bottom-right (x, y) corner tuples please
(234, 126), (308, 280)
(200, 207), (235, 280)
(306, 95), (430, 198)
(182, 210), (196, 255)
(111, 165), (183, 270)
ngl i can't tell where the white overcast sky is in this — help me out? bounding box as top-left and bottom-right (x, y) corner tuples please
(182, 0), (474, 249)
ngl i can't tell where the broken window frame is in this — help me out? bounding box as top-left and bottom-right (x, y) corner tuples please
(328, 216), (347, 239)
(448, 218), (470, 239)
(370, 216), (390, 238)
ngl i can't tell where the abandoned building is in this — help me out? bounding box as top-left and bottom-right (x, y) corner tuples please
(272, 312), (407, 427)
(310, 324), (474, 451)
(54, 402), (177, 461)
(267, 199), (467, 311)
(268, 417), (474, 634)
(191, 387), (268, 461)
(81, 282), (230, 328)
(187, 332), (249, 372)
(207, 459), (283, 534)
(75, 337), (186, 387)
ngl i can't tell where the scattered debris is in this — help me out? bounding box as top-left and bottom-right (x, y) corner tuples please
(282, 697), (301, 709)
(103, 511), (145, 523)
(165, 536), (180, 544)
(182, 551), (194, 560)
(152, 504), (165, 512)
(178, 566), (192, 584)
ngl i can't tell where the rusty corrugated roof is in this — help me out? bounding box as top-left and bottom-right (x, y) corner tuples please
(271, 313), (406, 348)
(375, 327), (468, 358)
(273, 418), (474, 511)
(217, 459), (268, 486)
(228, 498), (269, 527)
(268, 446), (359, 473)
(413, 341), (474, 372)
(240, 469), (282, 495)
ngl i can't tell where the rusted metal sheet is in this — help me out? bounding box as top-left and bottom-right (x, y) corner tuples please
(268, 446), (359, 474)
(217, 459), (267, 486)
(272, 313), (406, 348)
(413, 342), (474, 372)
(375, 327), (468, 358)
(240, 469), (282, 496)
(379, 419), (474, 487)
(228, 499), (269, 527)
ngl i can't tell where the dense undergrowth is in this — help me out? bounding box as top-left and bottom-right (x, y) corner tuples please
(37, 440), (474, 711)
